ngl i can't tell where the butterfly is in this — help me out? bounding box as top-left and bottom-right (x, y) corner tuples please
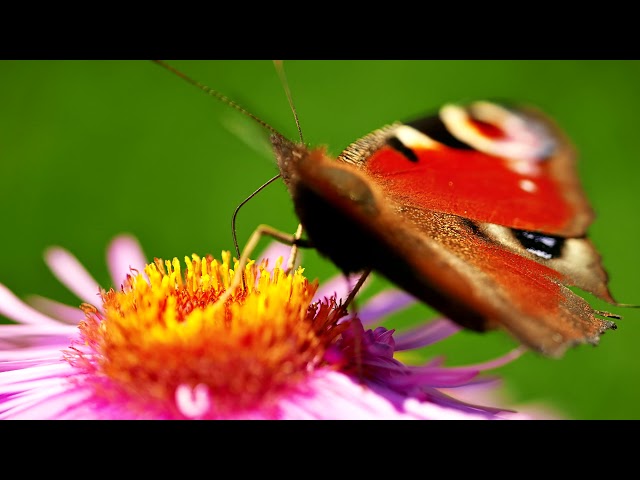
(156, 61), (622, 358)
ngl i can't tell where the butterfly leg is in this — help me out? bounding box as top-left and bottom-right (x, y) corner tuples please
(341, 269), (371, 312)
(215, 223), (312, 306)
(285, 223), (304, 274)
(231, 174), (282, 261)
(341, 270), (371, 384)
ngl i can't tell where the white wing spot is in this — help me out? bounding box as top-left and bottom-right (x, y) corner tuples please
(394, 125), (439, 149)
(441, 102), (556, 163)
(519, 179), (537, 193)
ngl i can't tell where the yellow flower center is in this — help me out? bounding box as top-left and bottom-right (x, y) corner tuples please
(68, 252), (349, 418)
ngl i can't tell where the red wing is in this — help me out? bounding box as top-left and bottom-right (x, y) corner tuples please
(274, 100), (617, 357)
(339, 101), (593, 237)
(284, 147), (616, 357)
(388, 208), (617, 358)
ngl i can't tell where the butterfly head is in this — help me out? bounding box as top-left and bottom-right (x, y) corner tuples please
(271, 133), (380, 218)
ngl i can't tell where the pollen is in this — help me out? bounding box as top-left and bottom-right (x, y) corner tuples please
(65, 252), (350, 419)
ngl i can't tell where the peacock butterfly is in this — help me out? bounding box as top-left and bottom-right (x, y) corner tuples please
(156, 61), (622, 358)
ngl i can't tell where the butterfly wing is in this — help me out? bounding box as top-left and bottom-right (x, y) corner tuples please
(340, 101), (593, 237)
(273, 101), (618, 357)
(340, 101), (615, 302)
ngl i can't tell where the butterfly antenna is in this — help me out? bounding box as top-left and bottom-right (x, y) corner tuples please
(273, 60), (304, 144)
(154, 60), (305, 274)
(153, 60), (287, 259)
(273, 60), (307, 272)
(153, 60), (284, 139)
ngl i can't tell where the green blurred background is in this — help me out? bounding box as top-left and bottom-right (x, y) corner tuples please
(1, 60), (638, 419)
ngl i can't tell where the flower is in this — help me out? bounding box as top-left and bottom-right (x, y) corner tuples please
(0, 234), (531, 419)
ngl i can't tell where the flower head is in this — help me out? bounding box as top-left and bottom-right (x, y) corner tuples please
(0, 235), (532, 419)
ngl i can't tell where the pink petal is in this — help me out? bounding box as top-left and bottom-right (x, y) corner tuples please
(107, 234), (148, 288)
(0, 376), (71, 396)
(447, 346), (528, 374)
(278, 370), (403, 419)
(0, 359), (65, 372)
(258, 242), (297, 270)
(358, 289), (416, 326)
(44, 247), (102, 306)
(400, 392), (496, 419)
(313, 273), (369, 304)
(438, 382), (537, 419)
(279, 370), (490, 420)
(0, 283), (64, 327)
(1, 383), (89, 420)
(387, 367), (480, 388)
(0, 324), (76, 337)
(0, 335), (72, 350)
(0, 346), (68, 362)
(394, 318), (462, 351)
(0, 362), (73, 386)
(27, 295), (86, 324)
(0, 321), (78, 351)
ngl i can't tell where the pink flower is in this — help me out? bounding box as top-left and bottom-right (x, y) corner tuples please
(0, 234), (532, 419)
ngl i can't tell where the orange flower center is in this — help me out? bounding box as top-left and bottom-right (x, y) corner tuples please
(66, 252), (350, 418)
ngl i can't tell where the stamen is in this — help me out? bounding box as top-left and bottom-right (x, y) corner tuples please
(63, 252), (349, 418)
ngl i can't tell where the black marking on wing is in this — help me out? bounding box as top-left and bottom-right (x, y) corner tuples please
(461, 218), (486, 239)
(407, 115), (473, 150)
(387, 136), (419, 162)
(514, 229), (565, 260)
